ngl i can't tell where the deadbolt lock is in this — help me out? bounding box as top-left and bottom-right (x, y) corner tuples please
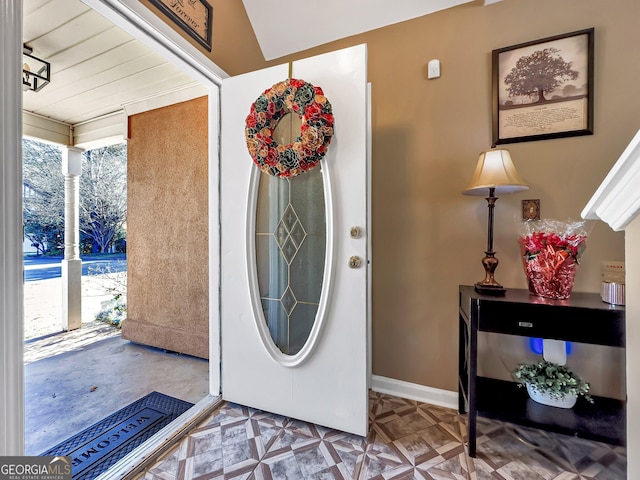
(350, 227), (362, 239)
(348, 256), (362, 269)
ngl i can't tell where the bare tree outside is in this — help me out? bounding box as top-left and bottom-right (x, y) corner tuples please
(22, 139), (127, 254)
(80, 145), (127, 253)
(23, 139), (65, 255)
(504, 47), (579, 104)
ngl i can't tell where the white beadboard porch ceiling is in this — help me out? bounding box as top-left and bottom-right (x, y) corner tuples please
(22, 0), (203, 126)
(23, 0), (495, 129)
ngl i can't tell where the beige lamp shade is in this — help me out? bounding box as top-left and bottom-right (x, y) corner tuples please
(463, 149), (529, 196)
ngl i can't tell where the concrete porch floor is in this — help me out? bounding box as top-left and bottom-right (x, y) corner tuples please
(24, 323), (210, 455)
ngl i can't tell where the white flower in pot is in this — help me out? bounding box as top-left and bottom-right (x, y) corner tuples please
(513, 360), (593, 409)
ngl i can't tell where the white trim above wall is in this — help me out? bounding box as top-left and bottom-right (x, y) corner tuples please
(122, 82), (208, 117)
(23, 111), (72, 146)
(73, 111), (126, 149)
(25, 82), (208, 149)
(371, 375), (458, 410)
(582, 128), (640, 231)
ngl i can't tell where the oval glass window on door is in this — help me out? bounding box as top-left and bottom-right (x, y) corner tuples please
(254, 114), (327, 356)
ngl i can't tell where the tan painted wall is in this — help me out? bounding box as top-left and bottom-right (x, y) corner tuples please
(138, 0), (265, 72)
(142, 0), (640, 392)
(354, 0), (635, 394)
(123, 97), (209, 359)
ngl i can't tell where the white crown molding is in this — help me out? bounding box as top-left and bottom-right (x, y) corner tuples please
(582, 128), (640, 231)
(371, 375), (458, 410)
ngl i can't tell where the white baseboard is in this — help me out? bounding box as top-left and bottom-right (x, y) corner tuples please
(371, 375), (458, 410)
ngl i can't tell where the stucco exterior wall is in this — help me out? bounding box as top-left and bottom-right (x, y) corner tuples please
(123, 96), (209, 359)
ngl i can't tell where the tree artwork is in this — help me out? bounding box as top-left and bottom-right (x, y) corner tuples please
(503, 48), (579, 104)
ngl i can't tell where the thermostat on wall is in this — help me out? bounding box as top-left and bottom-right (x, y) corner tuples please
(427, 59), (440, 79)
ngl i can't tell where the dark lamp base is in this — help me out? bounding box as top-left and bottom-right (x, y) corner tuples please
(474, 283), (507, 296)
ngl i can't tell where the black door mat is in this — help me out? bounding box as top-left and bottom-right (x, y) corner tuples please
(41, 391), (194, 480)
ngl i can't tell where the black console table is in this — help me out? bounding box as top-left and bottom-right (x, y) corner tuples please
(458, 285), (626, 457)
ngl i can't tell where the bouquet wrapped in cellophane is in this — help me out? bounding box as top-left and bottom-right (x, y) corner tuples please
(518, 219), (590, 300)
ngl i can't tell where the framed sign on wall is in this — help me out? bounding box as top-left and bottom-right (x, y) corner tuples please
(492, 28), (594, 145)
(149, 0), (213, 52)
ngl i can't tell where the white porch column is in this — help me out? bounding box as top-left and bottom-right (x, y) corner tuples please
(0, 0), (25, 455)
(62, 147), (83, 331)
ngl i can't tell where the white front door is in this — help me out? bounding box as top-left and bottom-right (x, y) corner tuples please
(220, 45), (369, 436)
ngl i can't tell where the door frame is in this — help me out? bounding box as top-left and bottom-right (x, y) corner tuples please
(0, 0), (227, 460)
(0, 0), (25, 455)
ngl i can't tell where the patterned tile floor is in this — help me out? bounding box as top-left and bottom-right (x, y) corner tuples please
(139, 392), (626, 480)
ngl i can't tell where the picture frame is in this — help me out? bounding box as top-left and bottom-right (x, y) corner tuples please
(149, 0), (213, 52)
(492, 28), (594, 146)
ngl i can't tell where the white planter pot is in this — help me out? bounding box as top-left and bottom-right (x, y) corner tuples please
(526, 383), (577, 409)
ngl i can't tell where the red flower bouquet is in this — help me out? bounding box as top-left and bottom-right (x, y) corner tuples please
(518, 220), (589, 300)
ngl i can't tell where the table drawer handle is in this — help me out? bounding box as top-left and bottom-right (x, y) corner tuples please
(518, 321), (534, 328)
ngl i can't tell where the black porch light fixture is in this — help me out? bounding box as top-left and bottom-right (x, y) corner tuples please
(23, 45), (50, 92)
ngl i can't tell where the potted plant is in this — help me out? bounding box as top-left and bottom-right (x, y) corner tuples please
(513, 360), (593, 408)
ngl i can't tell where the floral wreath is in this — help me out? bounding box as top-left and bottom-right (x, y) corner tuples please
(245, 78), (334, 178)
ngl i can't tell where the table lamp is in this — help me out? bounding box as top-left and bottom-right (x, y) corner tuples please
(463, 149), (528, 294)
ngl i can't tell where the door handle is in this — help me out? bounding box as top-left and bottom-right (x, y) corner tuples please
(348, 256), (362, 269)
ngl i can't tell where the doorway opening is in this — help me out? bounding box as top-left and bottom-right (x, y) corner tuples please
(22, 127), (210, 458)
(2, 0), (224, 465)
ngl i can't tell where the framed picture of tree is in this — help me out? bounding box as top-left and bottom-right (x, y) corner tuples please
(492, 28), (594, 145)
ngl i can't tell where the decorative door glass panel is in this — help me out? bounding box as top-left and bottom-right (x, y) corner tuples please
(255, 167), (326, 355)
